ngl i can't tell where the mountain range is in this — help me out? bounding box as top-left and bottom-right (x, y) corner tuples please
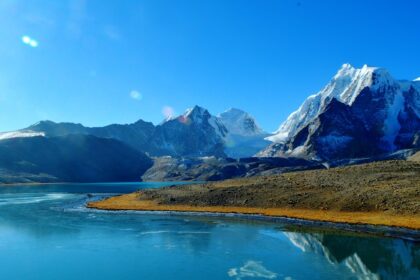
(1, 106), (269, 158)
(0, 107), (270, 182)
(0, 63), (419, 182)
(259, 64), (420, 161)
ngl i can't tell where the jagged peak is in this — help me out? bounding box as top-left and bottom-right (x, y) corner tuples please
(267, 64), (397, 144)
(133, 119), (154, 127)
(219, 107), (247, 116)
(315, 64), (395, 106)
(218, 107), (265, 136)
(333, 64), (389, 83)
(334, 63), (356, 78)
(183, 105), (209, 119)
(29, 120), (56, 127)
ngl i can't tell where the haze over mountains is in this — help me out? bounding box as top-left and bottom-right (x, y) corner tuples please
(0, 64), (419, 183)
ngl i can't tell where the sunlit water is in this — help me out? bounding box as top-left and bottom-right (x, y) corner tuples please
(0, 183), (418, 280)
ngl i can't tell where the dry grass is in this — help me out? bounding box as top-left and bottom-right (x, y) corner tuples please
(88, 193), (420, 230)
(88, 160), (420, 230)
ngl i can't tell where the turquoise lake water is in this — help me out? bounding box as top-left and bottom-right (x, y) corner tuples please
(0, 182), (418, 280)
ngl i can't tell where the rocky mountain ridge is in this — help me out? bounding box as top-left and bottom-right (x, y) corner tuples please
(0, 106), (270, 159)
(259, 64), (420, 161)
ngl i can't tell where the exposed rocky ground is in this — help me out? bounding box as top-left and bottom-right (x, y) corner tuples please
(141, 156), (324, 181)
(139, 159), (420, 215)
(408, 151), (420, 162)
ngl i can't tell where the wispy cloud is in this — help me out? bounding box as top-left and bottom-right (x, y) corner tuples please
(130, 90), (142, 101)
(21, 35), (38, 47)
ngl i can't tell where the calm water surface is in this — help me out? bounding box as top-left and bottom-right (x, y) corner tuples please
(0, 183), (418, 280)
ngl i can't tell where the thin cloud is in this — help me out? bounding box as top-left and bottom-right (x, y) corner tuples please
(130, 90), (142, 101)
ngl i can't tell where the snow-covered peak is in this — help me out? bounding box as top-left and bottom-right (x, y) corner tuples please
(183, 105), (208, 118)
(267, 64), (396, 143)
(166, 105), (227, 138)
(414, 77), (420, 82)
(218, 108), (265, 136)
(330, 64), (394, 104)
(219, 108), (247, 119)
(27, 120), (57, 129)
(0, 131), (45, 141)
(333, 63), (357, 78)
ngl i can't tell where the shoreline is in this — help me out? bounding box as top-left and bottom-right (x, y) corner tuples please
(88, 208), (420, 242)
(87, 193), (420, 239)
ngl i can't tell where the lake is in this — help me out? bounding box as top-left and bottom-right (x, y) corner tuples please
(0, 183), (418, 280)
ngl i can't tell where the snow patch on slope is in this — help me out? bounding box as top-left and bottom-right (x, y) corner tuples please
(0, 131), (45, 141)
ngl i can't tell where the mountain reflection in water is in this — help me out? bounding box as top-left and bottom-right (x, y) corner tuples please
(283, 232), (420, 280)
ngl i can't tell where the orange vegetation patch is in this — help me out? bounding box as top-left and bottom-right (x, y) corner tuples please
(88, 193), (420, 230)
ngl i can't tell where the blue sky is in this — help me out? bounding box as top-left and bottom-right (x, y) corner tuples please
(0, 0), (419, 132)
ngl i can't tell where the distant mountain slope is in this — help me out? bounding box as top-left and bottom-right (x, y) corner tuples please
(1, 107), (269, 158)
(146, 106), (228, 157)
(23, 119), (156, 152)
(0, 135), (153, 183)
(259, 64), (420, 161)
(218, 108), (265, 136)
(218, 108), (271, 158)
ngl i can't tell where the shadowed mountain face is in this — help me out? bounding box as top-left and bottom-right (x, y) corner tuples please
(146, 106), (228, 157)
(260, 64), (420, 161)
(141, 156), (322, 181)
(0, 135), (153, 183)
(26, 119), (156, 152)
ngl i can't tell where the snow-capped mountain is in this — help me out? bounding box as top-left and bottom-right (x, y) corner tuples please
(218, 108), (265, 136)
(146, 106), (228, 157)
(259, 64), (420, 161)
(218, 108), (271, 158)
(0, 106), (268, 158)
(148, 106), (271, 158)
